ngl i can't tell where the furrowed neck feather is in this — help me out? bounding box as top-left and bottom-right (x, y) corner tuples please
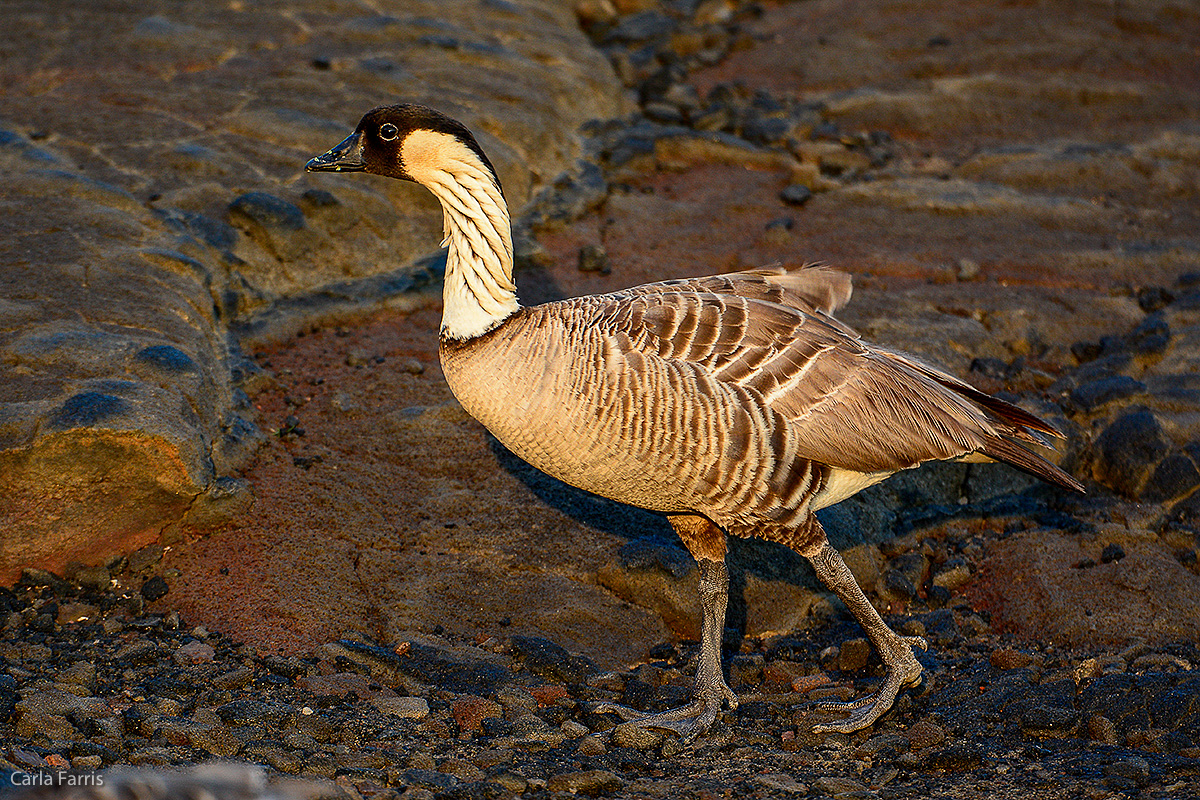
(401, 130), (518, 340)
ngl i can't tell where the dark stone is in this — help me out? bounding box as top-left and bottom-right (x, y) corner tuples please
(0, 686), (17, 724)
(480, 716), (512, 736)
(1102, 757), (1150, 784)
(1170, 291), (1200, 310)
(1137, 286), (1173, 312)
(917, 608), (961, 646)
(690, 105), (734, 132)
(215, 699), (287, 726)
(616, 539), (695, 579)
(116, 640), (160, 666)
(1093, 409), (1170, 497)
(742, 115), (792, 145)
(158, 208), (239, 250)
(141, 576), (169, 601)
(48, 392), (129, 429)
(605, 11), (673, 44)
(1070, 352), (1133, 384)
(637, 63), (688, 106)
(66, 563), (110, 592)
(402, 768), (458, 789)
(643, 101), (685, 124)
(816, 492), (897, 549)
(228, 192), (305, 231)
(1069, 375), (1146, 411)
(1144, 373), (1200, 405)
(440, 781), (513, 800)
(332, 639), (509, 695)
(1020, 705), (1079, 737)
(1100, 544), (1125, 563)
(0, 128), (60, 164)
(970, 357), (1016, 380)
(1175, 272), (1200, 292)
(1152, 679), (1200, 728)
(927, 585), (951, 608)
(1070, 340), (1102, 363)
(68, 741), (120, 764)
(729, 653), (764, 686)
(889, 552), (929, 588)
(780, 184), (813, 206)
(135, 345), (198, 373)
(19, 568), (71, 594)
(1142, 453), (1200, 503)
(547, 770), (624, 796)
(883, 568), (917, 600)
(1128, 314), (1170, 355)
(920, 742), (983, 770)
(301, 188), (339, 208)
(509, 635), (597, 684)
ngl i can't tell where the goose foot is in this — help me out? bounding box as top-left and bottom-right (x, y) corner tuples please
(591, 552), (738, 742)
(807, 635), (927, 733)
(593, 682), (738, 742)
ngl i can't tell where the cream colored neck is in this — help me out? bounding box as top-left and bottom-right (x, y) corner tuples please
(422, 162), (519, 340)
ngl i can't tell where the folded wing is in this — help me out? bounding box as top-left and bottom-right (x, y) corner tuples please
(592, 266), (1081, 491)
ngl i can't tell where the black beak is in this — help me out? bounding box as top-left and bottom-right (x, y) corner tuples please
(306, 132), (366, 172)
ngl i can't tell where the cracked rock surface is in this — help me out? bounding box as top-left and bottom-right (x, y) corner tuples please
(0, 0), (630, 581)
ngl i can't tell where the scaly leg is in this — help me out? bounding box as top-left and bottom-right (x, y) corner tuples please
(593, 515), (737, 741)
(594, 557), (738, 741)
(804, 541), (926, 733)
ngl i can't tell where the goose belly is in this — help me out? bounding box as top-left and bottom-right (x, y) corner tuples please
(468, 379), (699, 513)
(442, 350), (705, 513)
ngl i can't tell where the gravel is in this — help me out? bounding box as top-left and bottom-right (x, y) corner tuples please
(1, 559), (1198, 799)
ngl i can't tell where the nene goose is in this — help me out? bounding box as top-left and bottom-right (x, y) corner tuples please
(307, 104), (1083, 740)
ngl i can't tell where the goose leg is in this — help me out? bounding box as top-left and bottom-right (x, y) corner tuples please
(804, 541), (926, 733)
(593, 557), (737, 741)
(593, 515), (736, 741)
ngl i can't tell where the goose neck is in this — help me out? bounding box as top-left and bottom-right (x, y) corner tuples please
(426, 169), (519, 341)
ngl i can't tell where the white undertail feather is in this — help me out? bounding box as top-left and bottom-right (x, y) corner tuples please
(810, 467), (893, 511)
(402, 130), (519, 339)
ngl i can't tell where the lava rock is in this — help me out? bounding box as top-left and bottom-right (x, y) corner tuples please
(48, 392), (130, 429)
(1142, 452), (1200, 503)
(1093, 408), (1170, 498)
(135, 345), (198, 374)
(1070, 375), (1146, 411)
(547, 769), (624, 795)
(780, 184), (813, 205)
(508, 635), (596, 684)
(1020, 705), (1080, 738)
(141, 576), (169, 601)
(228, 192), (305, 231)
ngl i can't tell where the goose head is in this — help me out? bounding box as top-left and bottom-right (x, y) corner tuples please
(306, 105), (519, 340)
(305, 104), (503, 194)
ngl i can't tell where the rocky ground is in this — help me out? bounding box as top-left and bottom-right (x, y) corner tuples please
(3, 0), (1200, 797)
(1, 567), (1198, 799)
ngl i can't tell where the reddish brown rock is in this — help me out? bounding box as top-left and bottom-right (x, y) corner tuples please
(906, 719), (948, 750)
(0, 431), (202, 584)
(967, 530), (1200, 645)
(450, 695), (503, 733)
(989, 648), (1036, 671)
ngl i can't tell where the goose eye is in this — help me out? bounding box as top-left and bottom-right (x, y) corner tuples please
(379, 123), (398, 141)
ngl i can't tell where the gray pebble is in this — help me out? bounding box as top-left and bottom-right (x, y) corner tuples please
(780, 184), (813, 206)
